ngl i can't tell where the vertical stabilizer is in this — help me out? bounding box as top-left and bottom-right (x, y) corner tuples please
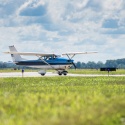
(9, 45), (24, 62)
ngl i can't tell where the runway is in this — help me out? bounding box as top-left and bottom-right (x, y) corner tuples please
(0, 72), (125, 77)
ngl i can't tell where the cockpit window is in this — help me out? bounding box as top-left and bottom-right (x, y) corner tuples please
(39, 55), (61, 60)
(55, 55), (61, 58)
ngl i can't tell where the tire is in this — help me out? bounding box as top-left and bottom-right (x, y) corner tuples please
(63, 73), (67, 75)
(58, 72), (62, 75)
(58, 73), (62, 75)
(41, 74), (45, 76)
(63, 71), (68, 76)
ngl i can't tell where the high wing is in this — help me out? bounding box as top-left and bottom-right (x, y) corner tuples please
(62, 52), (98, 56)
(4, 52), (55, 56)
(4, 51), (98, 57)
(62, 51), (98, 60)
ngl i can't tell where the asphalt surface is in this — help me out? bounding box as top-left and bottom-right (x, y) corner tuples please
(0, 72), (125, 77)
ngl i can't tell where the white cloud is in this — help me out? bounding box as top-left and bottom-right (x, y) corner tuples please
(0, 0), (125, 63)
(0, 0), (12, 5)
(16, 0), (47, 16)
(101, 0), (123, 11)
(16, 0), (31, 15)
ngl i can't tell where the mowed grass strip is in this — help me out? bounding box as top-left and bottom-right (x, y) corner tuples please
(1, 69), (125, 75)
(68, 69), (125, 75)
(0, 77), (125, 125)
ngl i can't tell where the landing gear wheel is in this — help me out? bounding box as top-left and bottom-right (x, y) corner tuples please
(41, 73), (45, 76)
(58, 71), (68, 76)
(58, 72), (62, 75)
(63, 73), (67, 75)
(63, 71), (68, 75)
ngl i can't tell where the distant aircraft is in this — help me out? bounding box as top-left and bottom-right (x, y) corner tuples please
(4, 45), (97, 76)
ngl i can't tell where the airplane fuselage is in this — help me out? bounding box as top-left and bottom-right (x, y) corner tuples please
(15, 57), (73, 70)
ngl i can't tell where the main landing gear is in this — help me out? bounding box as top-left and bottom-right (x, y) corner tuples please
(58, 71), (68, 76)
(38, 70), (68, 76)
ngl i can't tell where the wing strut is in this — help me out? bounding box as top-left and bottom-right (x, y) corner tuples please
(38, 56), (57, 71)
(66, 54), (77, 70)
(66, 54), (76, 60)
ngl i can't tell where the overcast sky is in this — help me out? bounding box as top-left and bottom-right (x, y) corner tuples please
(0, 0), (125, 63)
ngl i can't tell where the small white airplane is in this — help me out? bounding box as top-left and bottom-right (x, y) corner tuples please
(4, 45), (97, 76)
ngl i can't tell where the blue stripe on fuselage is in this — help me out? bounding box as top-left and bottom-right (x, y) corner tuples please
(16, 58), (74, 66)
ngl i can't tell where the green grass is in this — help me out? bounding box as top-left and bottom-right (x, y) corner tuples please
(68, 69), (125, 75)
(0, 69), (38, 73)
(1, 69), (125, 75)
(0, 77), (125, 125)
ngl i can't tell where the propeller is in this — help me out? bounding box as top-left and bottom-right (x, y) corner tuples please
(67, 58), (77, 70)
(72, 62), (77, 70)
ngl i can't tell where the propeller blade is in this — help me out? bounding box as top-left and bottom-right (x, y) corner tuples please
(72, 62), (77, 70)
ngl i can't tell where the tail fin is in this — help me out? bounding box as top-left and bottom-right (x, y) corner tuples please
(9, 45), (25, 62)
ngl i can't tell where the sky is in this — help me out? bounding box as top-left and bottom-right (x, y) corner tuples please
(0, 0), (125, 63)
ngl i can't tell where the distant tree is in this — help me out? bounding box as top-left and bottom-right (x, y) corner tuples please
(81, 62), (86, 69)
(118, 64), (125, 69)
(76, 61), (82, 69)
(86, 61), (96, 69)
(116, 59), (125, 66)
(105, 60), (117, 67)
(96, 61), (104, 69)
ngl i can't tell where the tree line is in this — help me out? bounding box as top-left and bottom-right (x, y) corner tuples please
(75, 58), (125, 69)
(0, 61), (25, 69)
(0, 58), (125, 69)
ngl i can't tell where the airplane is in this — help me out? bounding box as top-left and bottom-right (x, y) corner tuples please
(4, 45), (97, 76)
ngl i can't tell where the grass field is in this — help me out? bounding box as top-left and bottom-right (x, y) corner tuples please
(1, 69), (125, 75)
(68, 69), (125, 75)
(0, 77), (125, 125)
